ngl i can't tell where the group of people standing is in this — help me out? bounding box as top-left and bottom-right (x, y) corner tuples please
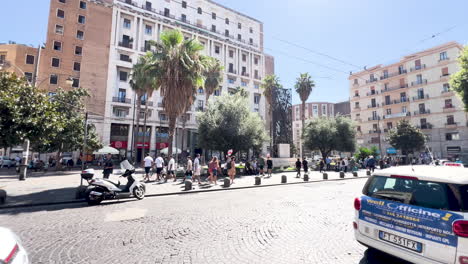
(142, 153), (181, 183)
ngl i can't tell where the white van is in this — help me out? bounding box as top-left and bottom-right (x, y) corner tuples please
(354, 166), (468, 264)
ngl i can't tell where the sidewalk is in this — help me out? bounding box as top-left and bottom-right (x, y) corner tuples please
(0, 168), (369, 208)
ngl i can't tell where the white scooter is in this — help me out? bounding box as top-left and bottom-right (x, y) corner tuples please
(81, 159), (146, 205)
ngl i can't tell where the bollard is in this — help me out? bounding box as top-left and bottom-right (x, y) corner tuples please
(366, 170), (371, 176)
(0, 189), (6, 204)
(339, 171), (345, 178)
(255, 176), (261, 185)
(223, 177), (231, 188)
(353, 172), (358, 177)
(323, 173), (328, 180)
(303, 174), (309, 181)
(281, 175), (287, 183)
(184, 180), (192, 191)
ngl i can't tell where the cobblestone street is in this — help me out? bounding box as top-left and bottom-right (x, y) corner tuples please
(0, 178), (409, 264)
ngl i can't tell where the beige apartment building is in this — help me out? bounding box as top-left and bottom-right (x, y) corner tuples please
(349, 41), (468, 159)
(0, 43), (40, 83)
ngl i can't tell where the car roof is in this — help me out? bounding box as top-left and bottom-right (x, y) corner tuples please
(373, 165), (468, 184)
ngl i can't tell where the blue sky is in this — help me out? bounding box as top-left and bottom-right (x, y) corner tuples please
(1, 0), (468, 105)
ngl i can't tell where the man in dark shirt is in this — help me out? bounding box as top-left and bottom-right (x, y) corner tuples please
(302, 158), (308, 175)
(295, 158), (302, 178)
(103, 153), (113, 179)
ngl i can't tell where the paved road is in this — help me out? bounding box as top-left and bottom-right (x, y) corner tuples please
(0, 178), (409, 264)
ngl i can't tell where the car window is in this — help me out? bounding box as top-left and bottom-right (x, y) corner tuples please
(365, 176), (459, 211)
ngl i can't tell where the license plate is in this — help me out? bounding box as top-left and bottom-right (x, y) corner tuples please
(379, 230), (422, 253)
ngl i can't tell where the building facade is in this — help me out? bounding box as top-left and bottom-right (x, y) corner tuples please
(349, 42), (468, 159)
(0, 43), (40, 83)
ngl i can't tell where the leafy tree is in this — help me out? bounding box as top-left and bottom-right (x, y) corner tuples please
(303, 116), (356, 160)
(197, 91), (268, 155)
(261, 74), (282, 153)
(388, 120), (425, 155)
(294, 73), (315, 158)
(354, 146), (379, 161)
(146, 29), (207, 156)
(450, 45), (468, 111)
(0, 72), (61, 150)
(203, 57), (224, 103)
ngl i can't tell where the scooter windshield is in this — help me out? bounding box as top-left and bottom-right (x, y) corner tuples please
(120, 160), (135, 171)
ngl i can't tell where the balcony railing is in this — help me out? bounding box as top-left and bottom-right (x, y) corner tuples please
(411, 79), (428, 86)
(353, 94), (360, 98)
(383, 112), (410, 119)
(139, 100), (154, 107)
(120, 56), (132, 63)
(354, 106), (361, 109)
(241, 72), (250, 77)
(368, 116), (381, 121)
(366, 90), (379, 96)
(413, 109), (430, 115)
(254, 75), (261, 80)
(112, 97), (131, 104)
(441, 74), (451, 79)
(228, 69), (237, 74)
(367, 104), (380, 109)
(441, 90), (453, 94)
(410, 64), (426, 72)
(380, 83), (408, 93)
(445, 122), (458, 127)
(118, 41), (133, 49)
(366, 78), (379, 84)
(368, 130), (381, 134)
(444, 104), (455, 109)
(417, 123), (433, 130)
(412, 94), (429, 101)
(157, 102), (163, 108)
(379, 69), (407, 80)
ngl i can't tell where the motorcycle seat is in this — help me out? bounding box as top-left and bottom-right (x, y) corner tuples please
(103, 178), (120, 187)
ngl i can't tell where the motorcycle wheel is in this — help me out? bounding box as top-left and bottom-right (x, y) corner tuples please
(85, 189), (103, 205)
(133, 186), (145, 200)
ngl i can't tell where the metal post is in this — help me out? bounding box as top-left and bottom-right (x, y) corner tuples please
(377, 117), (383, 159)
(80, 112), (88, 186)
(19, 139), (30, 181)
(130, 93), (137, 162)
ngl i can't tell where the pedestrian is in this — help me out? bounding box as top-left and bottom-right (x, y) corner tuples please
(209, 156), (219, 184)
(295, 158), (302, 178)
(325, 157), (331, 171)
(302, 158), (308, 175)
(367, 156), (376, 173)
(319, 159), (325, 173)
(167, 155), (176, 182)
(266, 155), (273, 178)
(193, 154), (201, 184)
(142, 153), (154, 182)
(185, 156), (193, 182)
(379, 158), (385, 170)
(228, 156), (236, 184)
(103, 153), (113, 179)
(252, 159), (258, 175)
(155, 154), (164, 181)
(67, 158), (74, 171)
(258, 155), (265, 177)
(349, 158), (356, 172)
(344, 158), (349, 173)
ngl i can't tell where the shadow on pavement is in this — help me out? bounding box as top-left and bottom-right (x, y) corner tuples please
(359, 249), (411, 264)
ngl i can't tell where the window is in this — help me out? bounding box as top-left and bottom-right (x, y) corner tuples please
(119, 71), (128, 81)
(238, 22), (241, 29)
(383, 70), (388, 78)
(145, 25), (152, 35)
(79, 1), (87, 9)
(211, 25), (216, 32)
(228, 63), (234, 73)
(118, 89), (126, 100)
(354, 91), (359, 97)
(225, 18), (229, 24)
(164, 8), (170, 17)
(445, 99), (453, 108)
(447, 115), (455, 125)
(387, 122), (393, 129)
(386, 108), (391, 115)
(59, 0), (66, 3)
(75, 46), (82, 55)
(55, 24), (64, 35)
(145, 1), (152, 10)
(229, 50), (234, 58)
(53, 41), (62, 51)
(443, 83), (450, 92)
(113, 108), (127, 117)
(241, 66), (246, 75)
(76, 30), (84, 40)
(442, 67), (449, 76)
(354, 102), (359, 109)
(440, 51), (448, 61)
(25, 55), (35, 64)
(322, 104), (327, 116)
(357, 126), (361, 132)
(353, 79), (358, 84)
(181, 14), (187, 22)
(416, 74), (422, 83)
(123, 18), (131, 29)
(73, 62), (81, 72)
(212, 12), (216, 19)
(254, 83), (259, 89)
(254, 70), (259, 78)
(241, 81), (247, 87)
(197, 100), (204, 110)
(120, 54), (131, 62)
(446, 132), (460, 141)
(402, 106), (407, 113)
(0, 54), (5, 64)
(237, 34), (241, 40)
(228, 78), (235, 84)
(254, 94), (261, 104)
(197, 7), (202, 14)
(78, 15), (86, 24)
(72, 78), (79, 88)
(398, 65), (405, 74)
(249, 27), (253, 33)
(254, 57), (259, 65)
(242, 54), (247, 61)
(51, 58), (60, 67)
(50, 74), (58, 84)
(214, 89), (221, 96)
(214, 45), (220, 54)
(313, 105), (319, 116)
(182, 1), (187, 8)
(24, 72), (33, 83)
(225, 29), (229, 37)
(197, 87), (204, 94)
(57, 9), (65, 18)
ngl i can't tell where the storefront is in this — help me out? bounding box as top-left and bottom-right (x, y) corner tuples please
(135, 126), (151, 162)
(110, 124), (129, 158)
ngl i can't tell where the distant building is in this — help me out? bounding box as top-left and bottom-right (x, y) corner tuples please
(0, 43), (40, 83)
(334, 100), (351, 117)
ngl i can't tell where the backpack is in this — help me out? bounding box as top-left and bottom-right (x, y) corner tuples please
(226, 161), (232, 170)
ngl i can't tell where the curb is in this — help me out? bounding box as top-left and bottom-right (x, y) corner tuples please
(0, 175), (370, 209)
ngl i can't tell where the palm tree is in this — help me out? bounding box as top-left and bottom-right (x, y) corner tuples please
(261, 74), (281, 155)
(294, 73), (315, 158)
(203, 57), (224, 103)
(146, 29), (207, 157)
(130, 55), (156, 161)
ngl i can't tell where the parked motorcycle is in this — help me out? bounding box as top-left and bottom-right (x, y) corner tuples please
(81, 159), (146, 205)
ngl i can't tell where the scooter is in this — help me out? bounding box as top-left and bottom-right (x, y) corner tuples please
(81, 159), (146, 205)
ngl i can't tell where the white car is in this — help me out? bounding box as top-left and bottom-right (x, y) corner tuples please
(0, 227), (29, 264)
(0, 157), (15, 168)
(354, 166), (468, 264)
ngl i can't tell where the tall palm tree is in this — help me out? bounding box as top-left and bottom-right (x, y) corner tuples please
(261, 74), (281, 155)
(146, 29), (207, 157)
(294, 73), (315, 158)
(130, 55), (156, 161)
(203, 57), (224, 103)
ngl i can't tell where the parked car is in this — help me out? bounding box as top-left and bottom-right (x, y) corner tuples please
(0, 157), (15, 168)
(354, 166), (468, 264)
(0, 227), (29, 263)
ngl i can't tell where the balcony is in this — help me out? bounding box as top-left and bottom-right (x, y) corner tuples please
(139, 100), (154, 107)
(353, 82), (359, 87)
(366, 90), (379, 96)
(443, 104), (456, 112)
(379, 69), (407, 80)
(119, 56), (132, 63)
(353, 94), (360, 98)
(411, 79), (428, 87)
(413, 109), (430, 116)
(141, 4), (156, 12)
(380, 84), (408, 93)
(141, 47), (151, 52)
(118, 41), (133, 49)
(157, 102), (163, 108)
(159, 10), (176, 19)
(112, 97), (131, 104)
(354, 106), (361, 110)
(383, 112), (410, 119)
(440, 74), (451, 79)
(368, 130), (381, 134)
(241, 72), (250, 77)
(441, 90), (454, 95)
(228, 69), (237, 75)
(417, 123), (433, 130)
(439, 57), (450, 62)
(368, 116), (381, 121)
(366, 78), (379, 84)
(412, 94), (429, 101)
(367, 104), (380, 109)
(254, 75), (261, 80)
(445, 122), (458, 128)
(409, 64), (426, 72)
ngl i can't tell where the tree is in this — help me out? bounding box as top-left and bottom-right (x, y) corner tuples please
(388, 120), (426, 155)
(354, 146), (379, 161)
(197, 91), (268, 155)
(303, 116), (356, 160)
(261, 74), (281, 154)
(294, 73), (315, 158)
(450, 45), (468, 111)
(0, 72), (62, 150)
(146, 29), (207, 157)
(203, 57), (224, 103)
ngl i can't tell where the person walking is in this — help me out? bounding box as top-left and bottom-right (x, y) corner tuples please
(319, 158), (325, 173)
(325, 157), (331, 171)
(209, 156), (219, 184)
(257, 155), (265, 177)
(266, 155), (273, 178)
(142, 153), (154, 182)
(193, 154), (201, 184)
(302, 158), (308, 175)
(103, 153), (113, 179)
(167, 155), (176, 182)
(295, 158), (302, 178)
(367, 156), (376, 173)
(228, 156), (236, 184)
(343, 158), (349, 173)
(184, 156), (193, 182)
(155, 155), (164, 181)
